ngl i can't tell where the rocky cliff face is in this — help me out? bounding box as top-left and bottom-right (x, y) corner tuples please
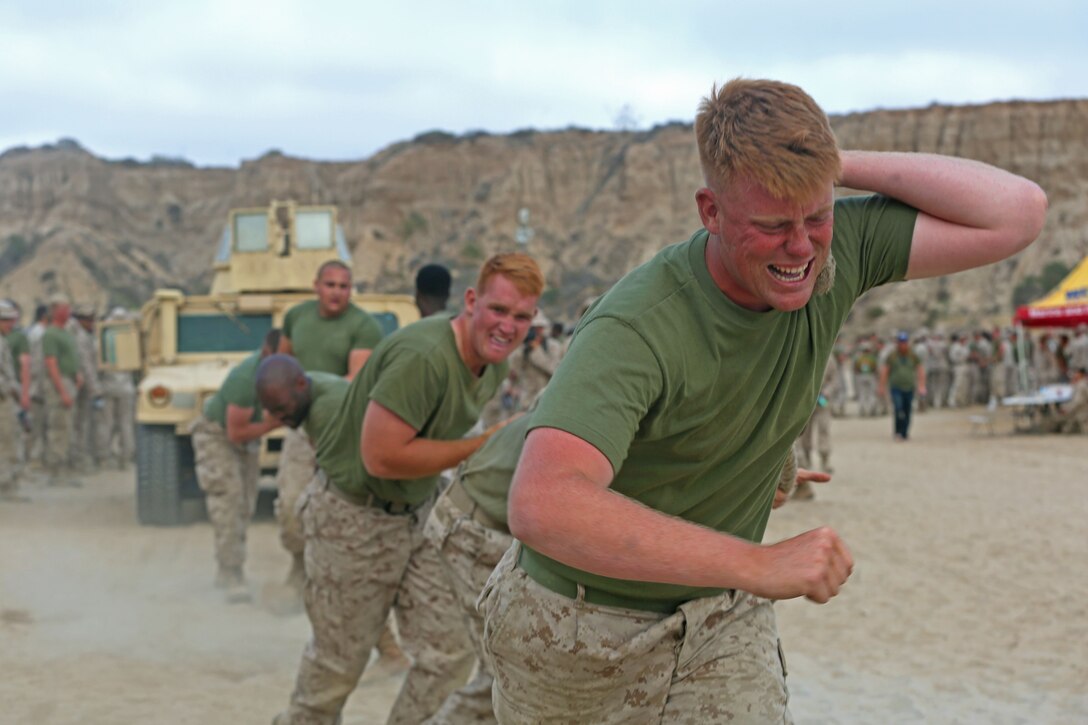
(1, 98), (1085, 335)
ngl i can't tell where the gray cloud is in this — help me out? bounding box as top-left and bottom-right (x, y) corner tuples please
(1, 0), (1085, 165)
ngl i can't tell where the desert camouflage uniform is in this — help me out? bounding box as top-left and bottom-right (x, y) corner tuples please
(274, 427), (315, 563)
(971, 336), (994, 404)
(481, 543), (790, 725)
(27, 325), (47, 464)
(190, 417), (260, 574)
(421, 482), (513, 725)
(949, 339), (971, 408)
(41, 327), (79, 485)
(280, 470), (473, 725)
(797, 355), (837, 475)
(925, 336), (951, 408)
(70, 322), (101, 470)
(1067, 329), (1088, 372)
(0, 334), (23, 499)
(511, 339), (560, 413)
(97, 369), (135, 467)
(1049, 376), (1088, 434)
(853, 348), (879, 417)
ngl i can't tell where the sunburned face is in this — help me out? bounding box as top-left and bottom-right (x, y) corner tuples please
(314, 266), (352, 318)
(52, 304), (71, 326)
(698, 176), (835, 312)
(462, 274), (539, 371)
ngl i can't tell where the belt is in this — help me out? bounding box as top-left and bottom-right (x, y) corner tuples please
(326, 479), (422, 516)
(517, 546), (681, 614)
(445, 477), (510, 536)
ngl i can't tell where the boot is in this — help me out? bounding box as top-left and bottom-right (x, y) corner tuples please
(791, 481), (815, 501)
(215, 566), (251, 604)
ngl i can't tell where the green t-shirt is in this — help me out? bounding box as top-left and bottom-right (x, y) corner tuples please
(302, 372), (350, 443)
(315, 314), (507, 506)
(886, 350), (921, 391)
(460, 411), (535, 525)
(5, 329), (28, 381)
(523, 194), (918, 609)
(41, 326), (79, 380)
(203, 351), (263, 427)
(283, 300), (384, 375)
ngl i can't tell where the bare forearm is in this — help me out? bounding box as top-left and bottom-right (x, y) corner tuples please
(366, 434), (486, 480)
(227, 418), (279, 444)
(840, 151), (1043, 232)
(19, 356), (31, 401)
(840, 150), (1047, 278)
(509, 470), (763, 592)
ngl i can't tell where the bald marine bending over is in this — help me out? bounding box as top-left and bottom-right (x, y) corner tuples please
(482, 77), (1048, 724)
(273, 253), (543, 725)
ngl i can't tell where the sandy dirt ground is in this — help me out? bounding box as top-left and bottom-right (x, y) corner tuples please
(1, 406), (1086, 724)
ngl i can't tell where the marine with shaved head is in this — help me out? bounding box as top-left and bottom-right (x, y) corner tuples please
(275, 260), (385, 599)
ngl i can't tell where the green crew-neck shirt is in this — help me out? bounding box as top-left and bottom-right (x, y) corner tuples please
(522, 193), (918, 610)
(460, 410), (535, 525)
(887, 350), (921, 391)
(315, 313), (507, 506)
(283, 300), (384, 375)
(5, 329), (28, 381)
(301, 371), (349, 443)
(203, 351), (263, 427)
(41, 326), (79, 380)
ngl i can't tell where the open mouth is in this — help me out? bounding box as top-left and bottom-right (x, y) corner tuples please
(768, 260), (813, 283)
(488, 333), (513, 352)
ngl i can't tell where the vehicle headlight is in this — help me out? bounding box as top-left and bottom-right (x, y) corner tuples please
(147, 385), (171, 407)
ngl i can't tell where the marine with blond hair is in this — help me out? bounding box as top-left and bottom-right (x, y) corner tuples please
(273, 253), (543, 725)
(483, 77), (1047, 723)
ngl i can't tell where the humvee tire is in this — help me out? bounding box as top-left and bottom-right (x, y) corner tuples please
(135, 424), (205, 525)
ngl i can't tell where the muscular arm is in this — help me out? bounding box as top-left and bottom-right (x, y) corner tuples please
(359, 400), (496, 480)
(508, 427), (853, 603)
(19, 353), (31, 409)
(224, 403), (280, 444)
(839, 151), (1048, 280)
(346, 349), (372, 379)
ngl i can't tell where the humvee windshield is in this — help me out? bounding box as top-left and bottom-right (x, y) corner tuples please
(295, 210), (335, 250)
(177, 313), (273, 353)
(234, 213), (270, 252)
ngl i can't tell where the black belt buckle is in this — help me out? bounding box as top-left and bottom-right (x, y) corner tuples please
(382, 499), (415, 515)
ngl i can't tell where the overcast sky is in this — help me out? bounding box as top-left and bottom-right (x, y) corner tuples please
(2, 0), (1086, 167)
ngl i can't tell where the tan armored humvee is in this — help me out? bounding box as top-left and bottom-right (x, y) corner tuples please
(100, 200), (419, 525)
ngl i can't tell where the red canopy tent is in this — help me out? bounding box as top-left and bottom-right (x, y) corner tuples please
(1014, 256), (1088, 328)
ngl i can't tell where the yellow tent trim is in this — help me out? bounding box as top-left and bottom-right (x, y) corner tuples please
(1028, 256), (1088, 310)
